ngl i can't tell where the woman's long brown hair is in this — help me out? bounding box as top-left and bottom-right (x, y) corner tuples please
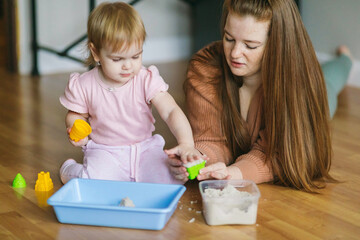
(221, 0), (335, 192)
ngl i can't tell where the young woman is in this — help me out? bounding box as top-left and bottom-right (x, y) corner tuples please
(169, 0), (352, 192)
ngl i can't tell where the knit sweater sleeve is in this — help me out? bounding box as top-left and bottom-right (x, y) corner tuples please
(233, 130), (274, 183)
(184, 43), (233, 166)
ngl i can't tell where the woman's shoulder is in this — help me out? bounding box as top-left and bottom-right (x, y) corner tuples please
(194, 41), (223, 60)
(190, 41), (222, 66)
(186, 41), (223, 87)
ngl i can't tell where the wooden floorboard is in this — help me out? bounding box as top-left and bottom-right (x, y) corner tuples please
(0, 65), (359, 239)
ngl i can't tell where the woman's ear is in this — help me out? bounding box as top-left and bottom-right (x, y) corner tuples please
(89, 43), (100, 62)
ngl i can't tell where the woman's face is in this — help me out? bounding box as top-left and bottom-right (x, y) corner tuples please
(223, 13), (270, 79)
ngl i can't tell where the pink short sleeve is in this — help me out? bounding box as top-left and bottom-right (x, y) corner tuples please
(59, 73), (88, 113)
(144, 65), (169, 104)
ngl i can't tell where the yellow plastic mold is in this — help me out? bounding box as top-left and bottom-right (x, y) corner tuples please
(35, 171), (54, 191)
(69, 119), (92, 142)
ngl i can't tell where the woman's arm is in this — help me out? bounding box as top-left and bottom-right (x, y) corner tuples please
(232, 130), (273, 183)
(185, 76), (241, 180)
(191, 82), (273, 183)
(167, 43), (234, 181)
(196, 130), (273, 183)
(184, 62), (233, 166)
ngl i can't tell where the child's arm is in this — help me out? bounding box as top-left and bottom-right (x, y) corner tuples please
(65, 110), (90, 147)
(151, 91), (202, 163)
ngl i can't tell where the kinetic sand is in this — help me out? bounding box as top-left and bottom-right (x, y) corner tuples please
(202, 185), (258, 225)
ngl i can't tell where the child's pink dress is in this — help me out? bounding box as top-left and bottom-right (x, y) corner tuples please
(59, 66), (180, 184)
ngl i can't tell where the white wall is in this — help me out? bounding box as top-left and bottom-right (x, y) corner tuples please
(18, 0), (33, 75)
(301, 0), (360, 88)
(17, 0), (192, 75)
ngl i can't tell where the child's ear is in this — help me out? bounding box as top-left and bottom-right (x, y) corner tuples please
(89, 43), (100, 62)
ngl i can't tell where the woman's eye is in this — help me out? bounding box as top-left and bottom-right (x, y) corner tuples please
(225, 37), (234, 42)
(246, 45), (258, 50)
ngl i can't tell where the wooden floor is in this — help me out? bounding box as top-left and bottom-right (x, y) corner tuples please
(0, 64), (359, 240)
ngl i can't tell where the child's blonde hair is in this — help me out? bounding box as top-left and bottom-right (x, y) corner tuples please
(86, 2), (146, 66)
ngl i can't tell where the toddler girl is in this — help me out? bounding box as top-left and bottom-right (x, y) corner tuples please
(59, 2), (202, 184)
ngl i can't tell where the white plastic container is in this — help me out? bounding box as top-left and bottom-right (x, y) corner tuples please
(199, 180), (260, 225)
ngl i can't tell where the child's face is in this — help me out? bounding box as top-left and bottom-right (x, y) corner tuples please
(93, 42), (143, 87)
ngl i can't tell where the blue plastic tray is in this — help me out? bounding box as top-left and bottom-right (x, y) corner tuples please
(47, 178), (186, 230)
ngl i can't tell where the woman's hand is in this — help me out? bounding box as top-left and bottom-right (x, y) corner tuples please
(197, 162), (231, 180)
(67, 127), (89, 147)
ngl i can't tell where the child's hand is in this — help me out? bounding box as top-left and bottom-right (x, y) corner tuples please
(166, 145), (210, 182)
(164, 143), (204, 164)
(168, 156), (189, 183)
(67, 127), (89, 147)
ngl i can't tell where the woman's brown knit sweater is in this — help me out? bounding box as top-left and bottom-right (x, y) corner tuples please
(184, 41), (273, 183)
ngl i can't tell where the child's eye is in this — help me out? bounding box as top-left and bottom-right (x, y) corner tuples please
(112, 58), (121, 62)
(132, 55), (139, 59)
